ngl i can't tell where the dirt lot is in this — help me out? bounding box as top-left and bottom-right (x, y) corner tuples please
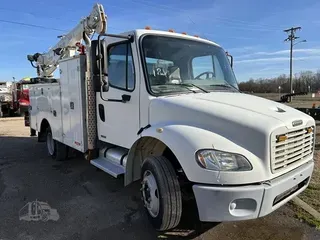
(0, 118), (320, 240)
(252, 93), (320, 109)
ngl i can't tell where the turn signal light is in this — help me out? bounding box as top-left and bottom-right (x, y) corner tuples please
(276, 135), (288, 142)
(307, 127), (313, 133)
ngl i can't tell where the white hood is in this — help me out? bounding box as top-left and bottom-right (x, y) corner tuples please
(149, 92), (314, 161)
(150, 92), (313, 128)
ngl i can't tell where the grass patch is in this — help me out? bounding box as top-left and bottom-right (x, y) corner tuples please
(298, 154), (320, 213)
(290, 202), (320, 229)
(299, 182), (320, 213)
(291, 148), (320, 229)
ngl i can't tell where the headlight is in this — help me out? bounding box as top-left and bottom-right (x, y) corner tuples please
(196, 149), (252, 171)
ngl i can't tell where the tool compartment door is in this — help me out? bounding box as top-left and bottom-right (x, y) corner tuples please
(29, 83), (61, 142)
(59, 56), (87, 152)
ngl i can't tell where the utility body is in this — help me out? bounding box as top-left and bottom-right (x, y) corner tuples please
(27, 3), (316, 230)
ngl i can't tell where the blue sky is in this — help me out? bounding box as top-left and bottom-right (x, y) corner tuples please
(0, 0), (319, 82)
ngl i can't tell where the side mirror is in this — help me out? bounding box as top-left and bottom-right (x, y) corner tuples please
(226, 51), (233, 68)
(96, 39), (109, 93)
(27, 55), (35, 62)
(102, 75), (109, 92)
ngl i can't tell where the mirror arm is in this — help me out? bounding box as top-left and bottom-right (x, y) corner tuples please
(98, 34), (109, 101)
(97, 33), (133, 102)
(226, 51), (233, 68)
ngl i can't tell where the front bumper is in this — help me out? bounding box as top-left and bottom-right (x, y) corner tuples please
(193, 160), (314, 222)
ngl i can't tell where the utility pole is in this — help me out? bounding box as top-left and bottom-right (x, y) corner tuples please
(284, 26), (301, 102)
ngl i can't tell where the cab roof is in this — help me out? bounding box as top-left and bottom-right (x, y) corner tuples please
(118, 29), (221, 48)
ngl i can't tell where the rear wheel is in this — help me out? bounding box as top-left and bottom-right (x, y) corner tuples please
(46, 127), (68, 161)
(141, 156), (182, 231)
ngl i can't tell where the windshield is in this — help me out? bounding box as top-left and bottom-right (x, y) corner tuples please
(141, 35), (239, 95)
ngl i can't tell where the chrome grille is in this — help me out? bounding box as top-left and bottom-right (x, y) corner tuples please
(271, 127), (314, 173)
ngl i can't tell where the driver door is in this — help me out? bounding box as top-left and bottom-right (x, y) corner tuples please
(96, 38), (140, 149)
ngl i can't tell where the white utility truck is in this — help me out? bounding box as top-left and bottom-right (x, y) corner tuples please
(27, 3), (315, 231)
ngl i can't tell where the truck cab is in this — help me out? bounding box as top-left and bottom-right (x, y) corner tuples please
(29, 28), (315, 231)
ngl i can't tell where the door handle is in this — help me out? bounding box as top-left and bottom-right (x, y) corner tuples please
(122, 94), (131, 103)
(106, 95), (131, 103)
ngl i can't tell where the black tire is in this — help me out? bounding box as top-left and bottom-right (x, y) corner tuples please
(141, 156), (182, 231)
(16, 108), (22, 116)
(30, 128), (36, 136)
(46, 127), (68, 161)
(41, 212), (49, 222)
(8, 108), (14, 117)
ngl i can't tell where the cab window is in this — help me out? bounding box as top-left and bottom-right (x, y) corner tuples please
(108, 43), (135, 91)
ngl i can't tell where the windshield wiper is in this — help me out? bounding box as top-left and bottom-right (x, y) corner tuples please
(170, 83), (208, 93)
(210, 83), (239, 92)
(153, 83), (209, 93)
(155, 83), (197, 93)
(186, 83), (209, 93)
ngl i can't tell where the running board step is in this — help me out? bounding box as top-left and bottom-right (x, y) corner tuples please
(90, 157), (125, 178)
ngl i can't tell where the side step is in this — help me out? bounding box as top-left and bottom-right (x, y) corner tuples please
(90, 144), (128, 178)
(90, 157), (125, 178)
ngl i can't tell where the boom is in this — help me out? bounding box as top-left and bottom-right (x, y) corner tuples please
(27, 3), (107, 78)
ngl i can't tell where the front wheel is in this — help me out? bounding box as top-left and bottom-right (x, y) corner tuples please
(46, 127), (68, 161)
(30, 128), (36, 137)
(141, 156), (182, 231)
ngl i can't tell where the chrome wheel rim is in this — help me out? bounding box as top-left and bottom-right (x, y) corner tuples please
(46, 131), (54, 156)
(141, 170), (159, 218)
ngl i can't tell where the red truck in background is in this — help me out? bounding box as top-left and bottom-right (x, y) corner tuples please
(10, 77), (36, 136)
(0, 78), (30, 120)
(11, 78), (30, 115)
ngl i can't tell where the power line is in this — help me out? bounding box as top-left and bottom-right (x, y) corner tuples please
(0, 7), (69, 22)
(129, 0), (284, 30)
(0, 14), (261, 43)
(0, 3), (279, 42)
(283, 26), (306, 101)
(0, 18), (121, 35)
(0, 19), (65, 31)
(119, 0), (283, 39)
(0, 2), (283, 34)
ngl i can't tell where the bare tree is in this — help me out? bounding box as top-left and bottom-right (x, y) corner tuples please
(239, 70), (320, 93)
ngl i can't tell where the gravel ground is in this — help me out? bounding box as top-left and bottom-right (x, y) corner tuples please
(0, 118), (320, 240)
